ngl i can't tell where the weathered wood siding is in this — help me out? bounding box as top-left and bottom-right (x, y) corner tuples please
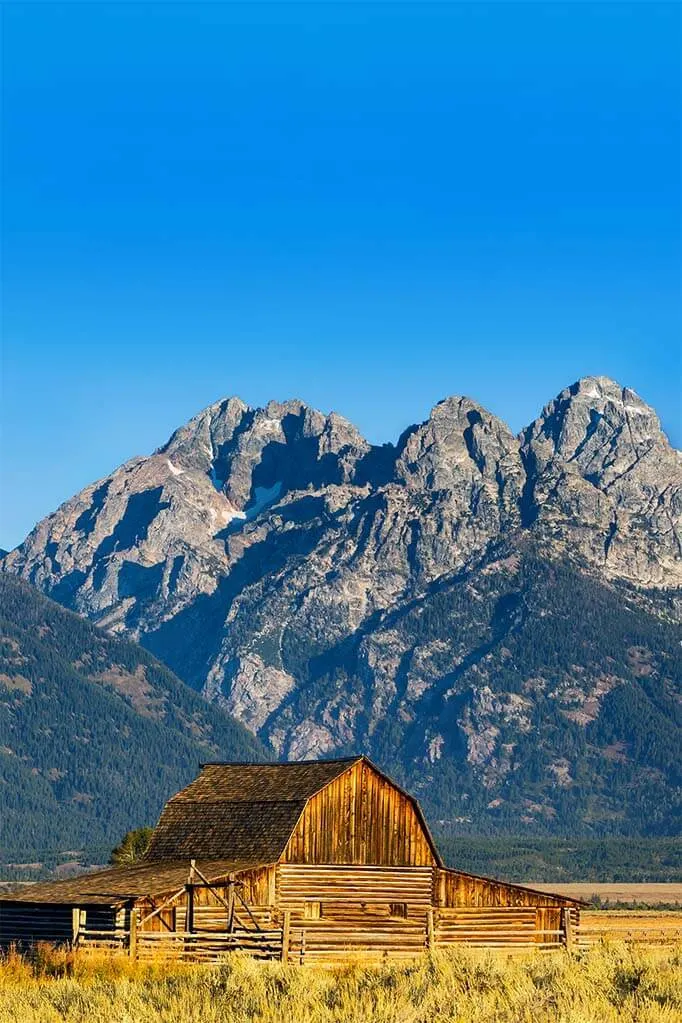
(283, 760), (435, 865)
(435, 907), (543, 947)
(437, 869), (567, 908)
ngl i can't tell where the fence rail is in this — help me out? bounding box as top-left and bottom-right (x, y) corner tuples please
(72, 913), (682, 964)
(78, 926), (283, 961)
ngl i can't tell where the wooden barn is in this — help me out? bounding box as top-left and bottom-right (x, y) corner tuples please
(0, 756), (583, 962)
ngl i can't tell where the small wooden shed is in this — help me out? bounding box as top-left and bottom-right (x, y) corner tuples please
(0, 756), (583, 961)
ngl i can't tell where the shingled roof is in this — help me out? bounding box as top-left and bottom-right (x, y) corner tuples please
(1, 860), (262, 906)
(144, 757), (362, 862)
(171, 758), (362, 803)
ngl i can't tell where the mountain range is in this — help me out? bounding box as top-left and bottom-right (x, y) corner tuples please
(2, 376), (680, 837)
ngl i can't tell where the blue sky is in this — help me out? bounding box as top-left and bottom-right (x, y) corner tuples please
(2, 2), (680, 550)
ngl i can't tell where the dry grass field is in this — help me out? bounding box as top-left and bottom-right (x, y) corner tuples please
(0, 942), (681, 1023)
(579, 911), (682, 948)
(530, 883), (682, 905)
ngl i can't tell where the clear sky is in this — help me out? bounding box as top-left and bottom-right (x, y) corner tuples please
(1, 2), (680, 550)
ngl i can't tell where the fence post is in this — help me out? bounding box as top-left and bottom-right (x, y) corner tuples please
(71, 907), (80, 948)
(299, 928), (306, 966)
(226, 873), (236, 932)
(281, 910), (290, 963)
(562, 907), (574, 952)
(426, 908), (435, 950)
(187, 859), (196, 935)
(129, 907), (137, 959)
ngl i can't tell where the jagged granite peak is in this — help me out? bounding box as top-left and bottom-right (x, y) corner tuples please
(522, 376), (670, 474)
(521, 376), (681, 586)
(159, 395), (369, 507)
(3, 396), (371, 633)
(2, 378), (681, 833)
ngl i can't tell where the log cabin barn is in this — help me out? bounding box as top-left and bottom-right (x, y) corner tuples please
(0, 757), (584, 962)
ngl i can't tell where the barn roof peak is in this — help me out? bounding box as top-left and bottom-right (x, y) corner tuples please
(171, 756), (365, 806)
(143, 754), (444, 865)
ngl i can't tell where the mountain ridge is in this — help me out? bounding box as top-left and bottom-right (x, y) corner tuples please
(0, 573), (269, 873)
(2, 375), (680, 835)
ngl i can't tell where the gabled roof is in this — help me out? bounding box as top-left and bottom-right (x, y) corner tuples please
(0, 860), (263, 906)
(144, 756), (363, 863)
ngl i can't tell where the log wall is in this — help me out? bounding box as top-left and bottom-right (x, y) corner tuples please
(277, 863), (434, 918)
(435, 907), (564, 948)
(0, 903), (73, 947)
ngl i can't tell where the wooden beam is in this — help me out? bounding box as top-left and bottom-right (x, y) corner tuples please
(187, 886), (195, 934)
(426, 908), (435, 950)
(129, 906), (137, 959)
(281, 910), (291, 964)
(226, 875), (236, 933)
(71, 907), (80, 948)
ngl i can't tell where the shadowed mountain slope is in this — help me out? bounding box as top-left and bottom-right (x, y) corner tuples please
(0, 574), (268, 871)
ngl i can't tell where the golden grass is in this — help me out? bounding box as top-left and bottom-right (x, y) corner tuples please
(0, 943), (681, 1023)
(530, 883), (682, 905)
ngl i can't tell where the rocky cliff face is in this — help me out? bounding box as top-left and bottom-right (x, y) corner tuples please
(521, 378), (681, 587)
(3, 377), (681, 832)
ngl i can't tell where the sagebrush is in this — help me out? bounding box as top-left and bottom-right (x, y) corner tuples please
(0, 942), (681, 1023)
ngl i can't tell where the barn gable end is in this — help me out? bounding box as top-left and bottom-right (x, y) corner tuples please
(282, 758), (439, 866)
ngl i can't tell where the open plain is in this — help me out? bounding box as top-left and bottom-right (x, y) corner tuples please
(531, 884), (682, 906)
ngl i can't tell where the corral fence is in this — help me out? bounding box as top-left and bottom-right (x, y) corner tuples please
(74, 906), (583, 964)
(16, 905), (682, 965)
(77, 925), (284, 962)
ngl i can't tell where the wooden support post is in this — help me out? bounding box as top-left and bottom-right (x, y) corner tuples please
(226, 873), (236, 932)
(299, 928), (306, 966)
(71, 907), (80, 948)
(187, 886), (195, 934)
(427, 908), (435, 950)
(281, 910), (290, 964)
(129, 907), (137, 959)
(562, 907), (575, 952)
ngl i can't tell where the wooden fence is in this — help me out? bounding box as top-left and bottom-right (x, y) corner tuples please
(72, 908), (682, 965)
(77, 927), (284, 962)
(75, 906), (576, 964)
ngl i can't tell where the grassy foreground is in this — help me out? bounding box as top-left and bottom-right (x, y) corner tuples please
(0, 943), (681, 1023)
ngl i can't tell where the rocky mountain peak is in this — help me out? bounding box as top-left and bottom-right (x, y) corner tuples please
(396, 396), (522, 491)
(522, 376), (668, 471)
(519, 377), (681, 586)
(159, 395), (369, 512)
